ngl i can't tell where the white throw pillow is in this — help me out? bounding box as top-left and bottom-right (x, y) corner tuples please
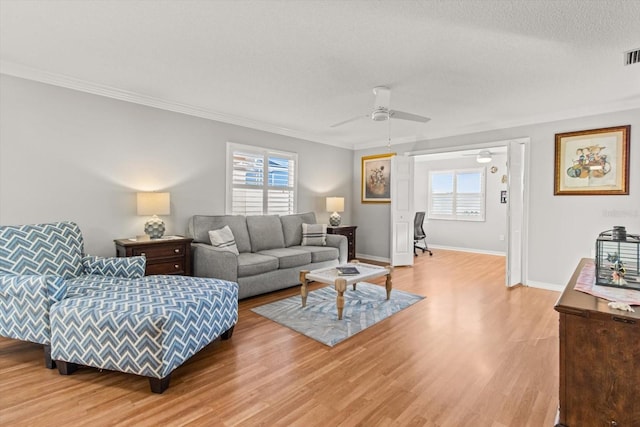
(301, 223), (327, 246)
(208, 225), (240, 255)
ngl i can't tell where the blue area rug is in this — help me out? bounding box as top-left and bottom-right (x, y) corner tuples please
(251, 283), (425, 347)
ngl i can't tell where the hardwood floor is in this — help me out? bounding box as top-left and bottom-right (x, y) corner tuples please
(0, 250), (562, 426)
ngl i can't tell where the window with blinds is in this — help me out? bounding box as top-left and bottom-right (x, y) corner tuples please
(227, 143), (297, 215)
(428, 168), (485, 221)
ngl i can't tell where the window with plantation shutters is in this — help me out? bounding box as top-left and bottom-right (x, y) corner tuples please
(428, 168), (485, 221)
(227, 143), (297, 215)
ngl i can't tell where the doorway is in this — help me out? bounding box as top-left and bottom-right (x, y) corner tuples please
(407, 138), (529, 287)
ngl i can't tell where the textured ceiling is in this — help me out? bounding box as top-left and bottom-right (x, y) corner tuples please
(1, 0), (639, 149)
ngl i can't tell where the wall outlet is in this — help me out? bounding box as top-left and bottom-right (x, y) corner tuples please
(499, 234), (505, 241)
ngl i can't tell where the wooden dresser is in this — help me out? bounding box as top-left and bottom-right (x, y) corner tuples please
(114, 236), (193, 276)
(327, 225), (357, 261)
(554, 258), (640, 427)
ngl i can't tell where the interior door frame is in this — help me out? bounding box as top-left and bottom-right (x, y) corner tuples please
(405, 137), (530, 287)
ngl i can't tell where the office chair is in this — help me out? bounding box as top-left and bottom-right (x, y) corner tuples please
(414, 211), (433, 256)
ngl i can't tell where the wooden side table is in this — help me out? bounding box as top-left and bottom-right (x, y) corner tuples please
(114, 236), (193, 276)
(327, 225), (357, 261)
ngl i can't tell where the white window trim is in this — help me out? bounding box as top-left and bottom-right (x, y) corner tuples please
(226, 142), (298, 215)
(428, 167), (486, 222)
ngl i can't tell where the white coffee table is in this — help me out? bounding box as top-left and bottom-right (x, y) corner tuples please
(299, 261), (393, 320)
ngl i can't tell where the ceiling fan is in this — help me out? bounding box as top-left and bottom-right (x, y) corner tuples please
(330, 86), (431, 128)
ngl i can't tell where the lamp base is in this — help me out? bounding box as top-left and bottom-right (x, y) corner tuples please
(144, 215), (166, 239)
(329, 212), (342, 227)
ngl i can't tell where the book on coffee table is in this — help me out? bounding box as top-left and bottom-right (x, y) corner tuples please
(336, 266), (360, 275)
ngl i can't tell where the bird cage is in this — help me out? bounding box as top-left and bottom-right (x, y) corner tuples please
(595, 226), (640, 291)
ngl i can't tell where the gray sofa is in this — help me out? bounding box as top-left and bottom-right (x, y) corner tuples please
(187, 212), (347, 299)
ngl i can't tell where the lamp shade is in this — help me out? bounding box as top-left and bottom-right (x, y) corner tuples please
(326, 197), (344, 213)
(137, 192), (170, 216)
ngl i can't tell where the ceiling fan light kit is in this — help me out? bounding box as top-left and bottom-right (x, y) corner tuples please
(371, 109), (389, 121)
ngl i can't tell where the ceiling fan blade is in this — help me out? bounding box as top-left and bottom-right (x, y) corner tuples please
(329, 115), (368, 128)
(373, 86), (391, 110)
(389, 110), (431, 123)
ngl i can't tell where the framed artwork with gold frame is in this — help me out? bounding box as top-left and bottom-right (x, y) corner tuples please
(554, 125), (630, 195)
(361, 153), (395, 203)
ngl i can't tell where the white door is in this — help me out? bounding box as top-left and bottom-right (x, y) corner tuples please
(390, 155), (415, 266)
(506, 140), (527, 287)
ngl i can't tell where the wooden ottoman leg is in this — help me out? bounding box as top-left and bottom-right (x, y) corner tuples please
(149, 375), (171, 394)
(221, 325), (235, 340)
(57, 360), (78, 375)
(43, 345), (55, 369)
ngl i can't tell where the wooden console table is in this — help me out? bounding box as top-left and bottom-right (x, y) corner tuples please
(554, 258), (640, 427)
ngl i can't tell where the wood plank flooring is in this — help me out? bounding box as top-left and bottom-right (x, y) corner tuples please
(0, 250), (562, 426)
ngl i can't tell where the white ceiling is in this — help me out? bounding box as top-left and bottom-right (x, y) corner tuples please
(1, 0), (639, 150)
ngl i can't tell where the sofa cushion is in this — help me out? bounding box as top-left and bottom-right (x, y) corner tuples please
(258, 248), (312, 269)
(208, 226), (240, 255)
(290, 245), (339, 263)
(188, 215), (251, 253)
(301, 223), (327, 246)
(82, 255), (146, 279)
(246, 215), (285, 252)
(237, 253), (279, 277)
(280, 212), (317, 247)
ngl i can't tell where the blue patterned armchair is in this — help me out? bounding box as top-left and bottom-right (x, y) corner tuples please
(0, 221), (144, 368)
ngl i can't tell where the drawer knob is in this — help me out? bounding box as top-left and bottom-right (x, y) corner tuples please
(174, 248), (180, 253)
(174, 264), (179, 269)
(141, 252), (146, 257)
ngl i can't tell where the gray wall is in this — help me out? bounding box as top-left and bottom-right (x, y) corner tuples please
(0, 75), (353, 256)
(354, 108), (640, 288)
(414, 153), (508, 254)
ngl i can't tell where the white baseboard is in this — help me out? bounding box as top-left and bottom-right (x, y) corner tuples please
(525, 280), (563, 292)
(355, 253), (390, 263)
(428, 244), (506, 257)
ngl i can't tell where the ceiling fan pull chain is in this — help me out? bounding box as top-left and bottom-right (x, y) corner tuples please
(387, 111), (391, 150)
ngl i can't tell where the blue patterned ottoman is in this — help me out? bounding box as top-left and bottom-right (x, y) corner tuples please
(50, 276), (238, 393)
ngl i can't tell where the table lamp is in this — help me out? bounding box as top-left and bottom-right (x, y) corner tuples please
(326, 197), (344, 226)
(137, 192), (170, 239)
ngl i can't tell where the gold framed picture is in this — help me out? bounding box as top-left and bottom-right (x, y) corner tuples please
(554, 125), (630, 195)
(361, 153), (395, 203)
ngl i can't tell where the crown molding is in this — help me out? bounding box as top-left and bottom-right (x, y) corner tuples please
(3, 61), (639, 153)
(0, 61), (351, 149)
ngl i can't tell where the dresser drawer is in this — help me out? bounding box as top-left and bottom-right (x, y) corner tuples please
(132, 243), (186, 260)
(146, 259), (186, 275)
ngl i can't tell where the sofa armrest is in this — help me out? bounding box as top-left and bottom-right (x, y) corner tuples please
(192, 243), (239, 282)
(0, 273), (67, 308)
(325, 234), (348, 264)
